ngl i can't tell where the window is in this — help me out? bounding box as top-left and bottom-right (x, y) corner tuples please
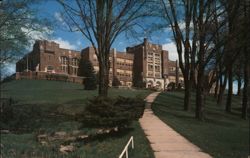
(170, 67), (175, 72)
(47, 66), (53, 71)
(148, 71), (153, 77)
(155, 65), (160, 72)
(72, 58), (78, 66)
(148, 64), (153, 71)
(60, 56), (68, 65)
(61, 65), (68, 73)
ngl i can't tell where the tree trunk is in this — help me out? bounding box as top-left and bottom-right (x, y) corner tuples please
(226, 66), (233, 112)
(184, 77), (191, 111)
(217, 72), (227, 105)
(196, 69), (204, 120)
(214, 76), (219, 98)
(242, 0), (249, 120)
(98, 62), (109, 97)
(242, 56), (249, 119)
(237, 76), (242, 96)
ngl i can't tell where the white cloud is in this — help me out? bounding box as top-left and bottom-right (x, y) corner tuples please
(53, 37), (78, 50)
(21, 26), (53, 51)
(118, 41), (124, 45)
(76, 40), (82, 47)
(54, 12), (63, 22)
(162, 42), (179, 61)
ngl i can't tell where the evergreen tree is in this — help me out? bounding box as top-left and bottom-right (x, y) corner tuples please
(78, 59), (97, 90)
(112, 76), (121, 87)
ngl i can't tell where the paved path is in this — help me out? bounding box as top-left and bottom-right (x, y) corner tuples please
(139, 92), (213, 158)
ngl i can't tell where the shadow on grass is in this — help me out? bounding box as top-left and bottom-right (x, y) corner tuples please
(1, 102), (77, 134)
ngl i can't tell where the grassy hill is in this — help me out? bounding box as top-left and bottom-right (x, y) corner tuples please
(0, 80), (154, 158)
(152, 91), (249, 158)
(1, 79), (150, 104)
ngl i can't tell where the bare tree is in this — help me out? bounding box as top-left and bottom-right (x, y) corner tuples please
(160, 0), (198, 111)
(58, 0), (150, 97)
(222, 0), (241, 112)
(241, 0), (250, 119)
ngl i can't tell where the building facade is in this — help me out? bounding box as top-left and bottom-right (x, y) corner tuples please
(16, 39), (183, 89)
(16, 40), (81, 76)
(126, 38), (183, 89)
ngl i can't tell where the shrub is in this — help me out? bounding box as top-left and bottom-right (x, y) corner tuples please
(167, 82), (176, 91)
(0, 98), (14, 124)
(79, 96), (145, 129)
(45, 74), (68, 81)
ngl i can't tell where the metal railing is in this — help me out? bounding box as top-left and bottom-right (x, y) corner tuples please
(118, 136), (134, 158)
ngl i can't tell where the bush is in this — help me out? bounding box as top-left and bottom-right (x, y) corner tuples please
(0, 98), (14, 125)
(167, 82), (176, 91)
(45, 74), (68, 81)
(79, 96), (145, 129)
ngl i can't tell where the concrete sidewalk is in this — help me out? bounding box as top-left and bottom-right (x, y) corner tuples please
(139, 92), (213, 158)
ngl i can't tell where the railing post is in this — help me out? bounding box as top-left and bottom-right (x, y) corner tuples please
(131, 136), (134, 149)
(126, 148), (128, 158)
(118, 136), (134, 158)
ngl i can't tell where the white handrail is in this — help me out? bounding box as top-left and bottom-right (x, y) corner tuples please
(118, 136), (134, 158)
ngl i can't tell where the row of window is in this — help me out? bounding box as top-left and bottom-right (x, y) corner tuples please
(148, 65), (161, 72)
(60, 66), (78, 75)
(147, 72), (161, 78)
(148, 52), (161, 57)
(117, 72), (132, 77)
(60, 57), (79, 66)
(116, 62), (133, 67)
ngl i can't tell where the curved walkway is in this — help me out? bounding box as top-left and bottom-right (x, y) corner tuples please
(139, 92), (213, 158)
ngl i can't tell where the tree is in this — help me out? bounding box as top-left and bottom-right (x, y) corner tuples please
(112, 76), (121, 87)
(78, 59), (97, 90)
(234, 56), (244, 96)
(241, 0), (250, 119)
(160, 0), (198, 111)
(58, 0), (150, 97)
(0, 0), (51, 79)
(223, 0), (241, 112)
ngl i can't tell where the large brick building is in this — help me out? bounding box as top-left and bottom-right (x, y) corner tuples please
(16, 40), (81, 76)
(16, 39), (183, 89)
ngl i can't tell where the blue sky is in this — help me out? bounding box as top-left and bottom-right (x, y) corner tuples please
(34, 0), (179, 60)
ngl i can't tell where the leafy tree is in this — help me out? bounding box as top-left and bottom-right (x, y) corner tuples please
(0, 0), (51, 79)
(78, 59), (97, 90)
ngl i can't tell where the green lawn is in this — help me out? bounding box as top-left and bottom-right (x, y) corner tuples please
(0, 79), (154, 158)
(152, 91), (249, 158)
(1, 80), (150, 104)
